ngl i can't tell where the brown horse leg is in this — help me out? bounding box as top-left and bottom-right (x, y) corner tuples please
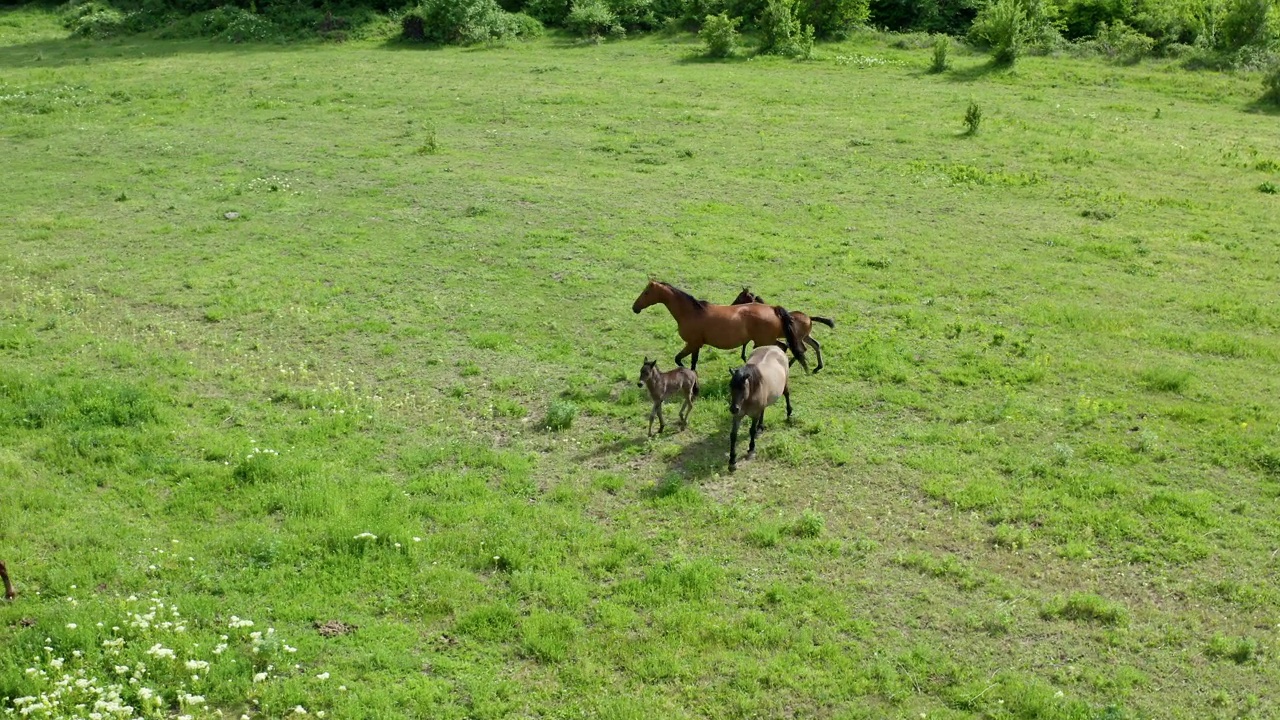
(1, 560), (14, 601)
(728, 415), (743, 472)
(805, 337), (823, 373)
(746, 415), (760, 460)
(648, 404), (659, 437)
(679, 394), (692, 426)
(674, 343), (700, 369)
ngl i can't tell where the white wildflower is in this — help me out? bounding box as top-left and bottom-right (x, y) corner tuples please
(315, 672), (329, 680)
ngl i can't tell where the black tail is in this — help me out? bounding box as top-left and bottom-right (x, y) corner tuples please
(811, 316), (835, 329)
(692, 378), (700, 399)
(774, 306), (809, 372)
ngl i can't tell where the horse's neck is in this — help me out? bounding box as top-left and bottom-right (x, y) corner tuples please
(643, 375), (666, 399)
(658, 288), (694, 319)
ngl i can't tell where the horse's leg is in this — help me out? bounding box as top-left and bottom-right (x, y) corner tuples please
(680, 393), (692, 426)
(674, 342), (699, 369)
(729, 416), (742, 472)
(746, 415), (760, 460)
(648, 403), (658, 437)
(784, 387), (793, 420)
(805, 337), (823, 373)
(0, 560), (13, 601)
(740, 344), (748, 362)
(656, 401), (666, 434)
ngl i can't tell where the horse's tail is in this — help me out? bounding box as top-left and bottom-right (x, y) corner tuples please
(774, 306), (809, 372)
(811, 316), (836, 329)
(691, 376), (700, 399)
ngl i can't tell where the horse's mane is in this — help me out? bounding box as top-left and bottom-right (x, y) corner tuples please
(659, 282), (708, 311)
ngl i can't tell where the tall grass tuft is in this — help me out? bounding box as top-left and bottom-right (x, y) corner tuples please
(930, 36), (950, 73)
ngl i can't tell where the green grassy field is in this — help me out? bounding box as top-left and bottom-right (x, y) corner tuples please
(2, 9), (1279, 719)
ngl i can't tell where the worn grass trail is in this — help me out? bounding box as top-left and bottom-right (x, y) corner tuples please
(2, 10), (1279, 719)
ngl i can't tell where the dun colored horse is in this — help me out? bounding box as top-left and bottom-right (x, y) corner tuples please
(732, 288), (835, 373)
(631, 281), (808, 372)
(1, 560), (14, 601)
(637, 358), (699, 437)
(728, 345), (793, 473)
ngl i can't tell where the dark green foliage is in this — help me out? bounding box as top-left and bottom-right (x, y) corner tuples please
(796, 0), (869, 39)
(869, 0), (981, 34)
(1059, 0), (1131, 39)
(524, 0), (573, 24)
(699, 11), (741, 56)
(1219, 0), (1273, 50)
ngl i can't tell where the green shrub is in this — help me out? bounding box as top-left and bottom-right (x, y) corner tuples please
(1092, 19), (1156, 63)
(759, 0), (800, 50)
(607, 0), (658, 30)
(963, 100), (982, 134)
(508, 11), (546, 36)
(567, 0), (624, 37)
(545, 399), (578, 431)
(970, 0), (1027, 64)
(1219, 0), (1273, 51)
(699, 12), (741, 56)
(403, 0), (523, 44)
(796, 0), (869, 39)
(758, 0), (814, 56)
(930, 34), (949, 71)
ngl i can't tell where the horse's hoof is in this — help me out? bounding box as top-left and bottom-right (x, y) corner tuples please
(745, 451), (756, 461)
(728, 464), (736, 473)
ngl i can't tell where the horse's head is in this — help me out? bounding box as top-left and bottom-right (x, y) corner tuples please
(731, 287), (759, 305)
(638, 357), (657, 387)
(632, 280), (662, 314)
(728, 366), (752, 416)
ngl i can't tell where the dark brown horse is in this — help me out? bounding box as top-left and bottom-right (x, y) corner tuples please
(732, 288), (835, 373)
(1, 560), (14, 601)
(632, 281), (808, 372)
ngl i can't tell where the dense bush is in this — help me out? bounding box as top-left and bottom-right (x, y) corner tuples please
(1266, 60), (1280, 102)
(1058, 0), (1129, 39)
(796, 0), (870, 39)
(566, 0), (624, 36)
(699, 11), (740, 55)
(401, 0), (535, 43)
(869, 0), (981, 34)
(1089, 19), (1155, 62)
(523, 0), (573, 24)
(607, 0), (659, 29)
(970, 0), (1027, 64)
(757, 0), (798, 51)
(1219, 0), (1273, 50)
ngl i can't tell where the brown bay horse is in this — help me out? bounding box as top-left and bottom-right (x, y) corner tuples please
(732, 288), (835, 373)
(632, 281), (808, 373)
